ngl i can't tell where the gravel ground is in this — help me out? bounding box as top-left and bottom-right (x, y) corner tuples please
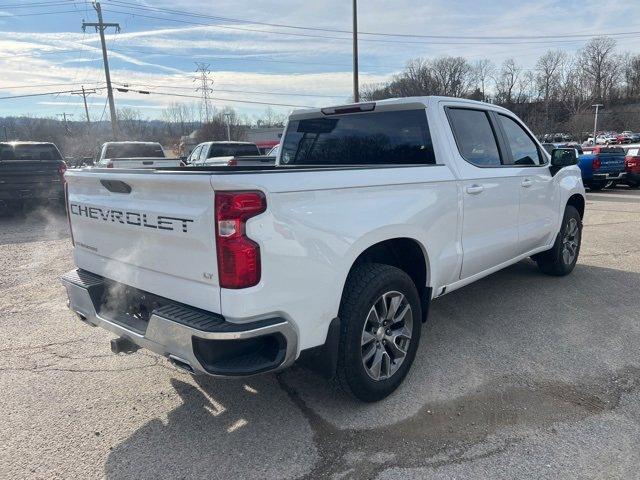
(0, 190), (639, 479)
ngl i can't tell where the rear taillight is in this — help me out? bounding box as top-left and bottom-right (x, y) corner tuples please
(58, 162), (67, 183)
(227, 157), (238, 166)
(592, 157), (601, 170)
(106, 161), (113, 168)
(64, 182), (75, 246)
(215, 191), (266, 289)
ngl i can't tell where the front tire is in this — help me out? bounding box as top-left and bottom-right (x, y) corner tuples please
(336, 263), (422, 402)
(588, 182), (605, 191)
(535, 206), (582, 276)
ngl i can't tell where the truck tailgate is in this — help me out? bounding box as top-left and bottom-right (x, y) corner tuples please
(66, 169), (221, 312)
(0, 159), (63, 201)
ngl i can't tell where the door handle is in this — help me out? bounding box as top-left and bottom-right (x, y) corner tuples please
(466, 184), (484, 195)
(521, 178), (533, 188)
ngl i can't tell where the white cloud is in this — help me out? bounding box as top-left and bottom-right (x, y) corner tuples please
(2, 0), (640, 119)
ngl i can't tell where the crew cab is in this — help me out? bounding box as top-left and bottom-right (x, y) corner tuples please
(579, 146), (626, 190)
(96, 141), (182, 169)
(0, 141), (66, 213)
(61, 97), (585, 402)
(185, 141), (269, 167)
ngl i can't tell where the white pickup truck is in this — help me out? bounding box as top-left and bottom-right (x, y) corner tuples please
(61, 97), (585, 401)
(96, 141), (182, 169)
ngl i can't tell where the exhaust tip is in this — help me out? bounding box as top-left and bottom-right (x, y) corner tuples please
(110, 337), (140, 355)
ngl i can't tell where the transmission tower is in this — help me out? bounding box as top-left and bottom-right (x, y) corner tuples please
(194, 63), (214, 124)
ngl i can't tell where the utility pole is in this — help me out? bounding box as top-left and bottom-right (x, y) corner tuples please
(57, 113), (74, 135)
(224, 112), (232, 141)
(3, 125), (7, 142)
(352, 0), (359, 103)
(592, 104), (603, 145)
(194, 63), (214, 124)
(71, 86), (96, 126)
(83, 2), (120, 139)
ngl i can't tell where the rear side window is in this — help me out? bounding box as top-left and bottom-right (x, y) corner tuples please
(199, 145), (210, 163)
(446, 108), (501, 167)
(280, 109), (436, 166)
(498, 115), (543, 166)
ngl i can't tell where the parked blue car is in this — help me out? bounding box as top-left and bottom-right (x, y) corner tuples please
(575, 146), (626, 190)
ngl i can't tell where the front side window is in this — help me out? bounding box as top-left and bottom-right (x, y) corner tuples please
(280, 109), (436, 166)
(188, 145), (202, 164)
(498, 115), (543, 166)
(446, 108), (501, 167)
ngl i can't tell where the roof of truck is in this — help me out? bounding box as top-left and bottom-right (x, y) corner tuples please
(0, 141), (56, 145)
(290, 96), (510, 117)
(102, 141), (162, 145)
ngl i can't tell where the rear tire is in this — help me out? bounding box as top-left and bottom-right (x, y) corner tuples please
(588, 182), (605, 191)
(336, 263), (422, 402)
(535, 206), (582, 276)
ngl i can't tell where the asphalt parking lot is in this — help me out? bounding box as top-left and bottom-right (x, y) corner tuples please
(1, 188), (639, 480)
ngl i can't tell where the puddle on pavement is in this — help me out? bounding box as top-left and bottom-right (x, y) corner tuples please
(277, 366), (639, 479)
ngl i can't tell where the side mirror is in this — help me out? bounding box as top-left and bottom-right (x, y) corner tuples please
(551, 148), (578, 168)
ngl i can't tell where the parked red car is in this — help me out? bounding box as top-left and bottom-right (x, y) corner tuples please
(624, 148), (640, 188)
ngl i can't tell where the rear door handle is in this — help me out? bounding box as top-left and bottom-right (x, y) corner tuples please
(521, 178), (533, 188)
(466, 184), (484, 195)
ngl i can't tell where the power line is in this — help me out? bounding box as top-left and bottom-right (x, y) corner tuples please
(112, 81), (344, 98)
(0, 81), (104, 90)
(102, 7), (621, 47)
(0, 0), (78, 7)
(0, 48), (99, 60)
(5, 9), (86, 17)
(106, 0), (640, 42)
(0, 87), (106, 100)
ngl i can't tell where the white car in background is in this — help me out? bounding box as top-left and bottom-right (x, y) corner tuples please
(96, 141), (182, 169)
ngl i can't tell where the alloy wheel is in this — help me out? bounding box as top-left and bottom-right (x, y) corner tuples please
(360, 291), (413, 381)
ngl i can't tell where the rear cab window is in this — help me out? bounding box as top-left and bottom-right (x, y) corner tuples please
(0, 143), (62, 161)
(208, 144), (260, 158)
(280, 109), (436, 166)
(104, 143), (164, 159)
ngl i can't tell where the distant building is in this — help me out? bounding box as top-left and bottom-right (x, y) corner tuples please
(245, 126), (283, 154)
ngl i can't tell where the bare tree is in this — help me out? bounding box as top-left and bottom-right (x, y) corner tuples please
(579, 36), (617, 101)
(472, 59), (495, 101)
(494, 59), (522, 105)
(118, 108), (148, 140)
(430, 56), (473, 97)
(254, 107), (286, 128)
(162, 102), (197, 138)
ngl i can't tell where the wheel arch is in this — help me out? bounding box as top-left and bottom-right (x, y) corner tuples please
(567, 193), (585, 219)
(342, 236), (432, 322)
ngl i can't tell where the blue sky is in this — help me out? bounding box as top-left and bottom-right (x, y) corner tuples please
(1, 0), (639, 121)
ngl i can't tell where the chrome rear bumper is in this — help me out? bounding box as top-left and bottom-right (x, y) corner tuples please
(60, 269), (298, 376)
